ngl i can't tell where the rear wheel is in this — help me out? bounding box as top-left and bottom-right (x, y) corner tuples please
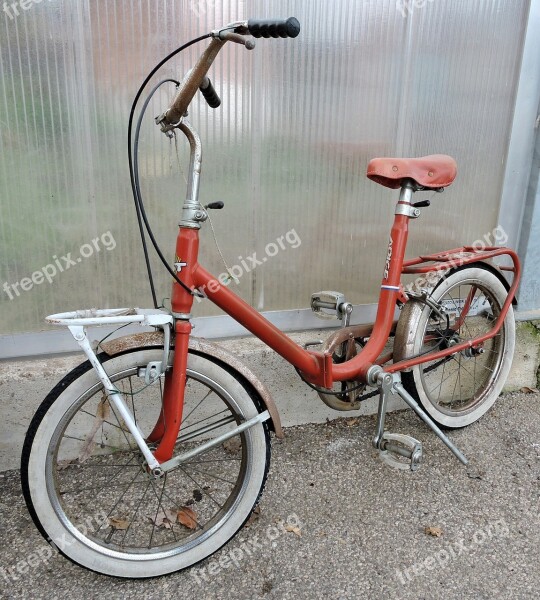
(21, 348), (271, 578)
(394, 266), (515, 428)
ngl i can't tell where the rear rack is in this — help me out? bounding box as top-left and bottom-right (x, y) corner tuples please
(402, 246), (519, 275)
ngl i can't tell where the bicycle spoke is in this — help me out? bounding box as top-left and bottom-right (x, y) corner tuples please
(182, 388), (214, 425)
(119, 479), (153, 546)
(436, 357), (446, 403)
(427, 361), (459, 395)
(183, 457), (242, 465)
(78, 408), (129, 433)
(178, 466), (224, 510)
(458, 353), (463, 403)
(149, 476), (173, 548)
(179, 408), (230, 436)
(182, 463), (237, 485)
(60, 473), (148, 497)
(94, 466), (147, 535)
(177, 414), (237, 444)
(129, 376), (138, 427)
(61, 433), (134, 453)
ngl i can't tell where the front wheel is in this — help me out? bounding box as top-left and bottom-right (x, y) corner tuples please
(21, 348), (271, 578)
(394, 265), (515, 428)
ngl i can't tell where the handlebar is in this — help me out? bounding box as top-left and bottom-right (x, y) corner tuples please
(199, 76), (221, 108)
(156, 17), (300, 132)
(246, 17), (300, 39)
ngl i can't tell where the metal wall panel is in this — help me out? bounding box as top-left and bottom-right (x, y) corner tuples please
(0, 0), (530, 337)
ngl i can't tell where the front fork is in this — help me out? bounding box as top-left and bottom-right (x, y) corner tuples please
(150, 219), (198, 462)
(150, 320), (191, 463)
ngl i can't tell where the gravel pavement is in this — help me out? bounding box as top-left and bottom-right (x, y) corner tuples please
(1, 391), (539, 600)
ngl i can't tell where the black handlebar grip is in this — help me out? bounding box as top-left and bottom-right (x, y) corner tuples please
(247, 17), (300, 39)
(199, 77), (221, 108)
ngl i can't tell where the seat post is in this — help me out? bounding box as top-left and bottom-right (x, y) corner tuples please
(399, 179), (415, 202)
(395, 179), (421, 219)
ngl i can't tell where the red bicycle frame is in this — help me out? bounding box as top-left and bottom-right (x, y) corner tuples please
(150, 191), (520, 463)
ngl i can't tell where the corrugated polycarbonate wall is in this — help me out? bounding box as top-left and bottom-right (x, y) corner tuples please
(0, 0), (530, 336)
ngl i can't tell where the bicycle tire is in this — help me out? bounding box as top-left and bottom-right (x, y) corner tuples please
(394, 265), (515, 428)
(21, 347), (271, 578)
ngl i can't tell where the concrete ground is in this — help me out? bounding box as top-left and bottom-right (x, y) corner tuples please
(0, 390), (539, 600)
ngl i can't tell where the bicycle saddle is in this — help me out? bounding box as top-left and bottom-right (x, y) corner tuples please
(367, 154), (457, 190)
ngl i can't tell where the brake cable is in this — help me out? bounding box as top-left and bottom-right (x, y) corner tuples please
(128, 33), (212, 307)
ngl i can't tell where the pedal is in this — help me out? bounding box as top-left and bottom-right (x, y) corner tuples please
(378, 433), (423, 472)
(310, 291), (345, 320)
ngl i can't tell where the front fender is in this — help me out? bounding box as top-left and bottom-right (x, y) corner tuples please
(100, 332), (283, 438)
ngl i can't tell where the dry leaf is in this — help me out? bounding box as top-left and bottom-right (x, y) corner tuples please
(223, 438), (242, 454)
(78, 395), (110, 463)
(520, 387), (539, 394)
(345, 418), (360, 427)
(244, 505), (261, 527)
(177, 506), (198, 530)
(149, 508), (178, 530)
(466, 468), (485, 480)
(284, 524), (302, 537)
(56, 459), (73, 470)
(424, 526), (443, 538)
(96, 397), (111, 420)
(109, 517), (129, 530)
(118, 419), (131, 432)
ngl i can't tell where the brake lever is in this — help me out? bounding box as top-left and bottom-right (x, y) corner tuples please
(217, 31), (256, 49)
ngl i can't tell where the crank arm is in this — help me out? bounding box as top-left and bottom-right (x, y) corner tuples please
(393, 380), (468, 465)
(369, 366), (468, 468)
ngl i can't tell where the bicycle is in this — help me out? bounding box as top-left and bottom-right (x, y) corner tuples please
(21, 17), (520, 578)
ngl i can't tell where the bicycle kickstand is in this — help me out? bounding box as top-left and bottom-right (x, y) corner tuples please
(367, 366), (468, 471)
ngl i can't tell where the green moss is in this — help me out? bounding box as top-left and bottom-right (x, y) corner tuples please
(527, 322), (540, 387)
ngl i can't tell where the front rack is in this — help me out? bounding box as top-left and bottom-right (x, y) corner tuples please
(46, 308), (173, 328)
